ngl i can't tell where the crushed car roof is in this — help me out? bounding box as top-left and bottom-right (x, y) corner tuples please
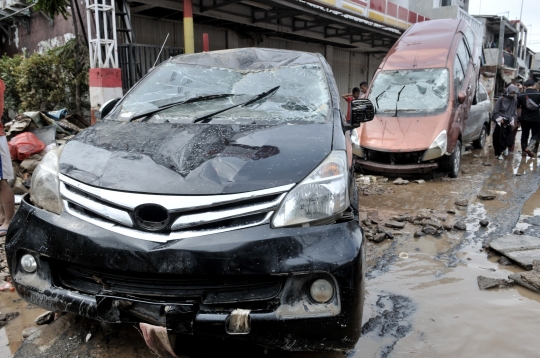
(169, 47), (324, 70)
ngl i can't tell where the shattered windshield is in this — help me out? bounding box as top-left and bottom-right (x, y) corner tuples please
(113, 62), (331, 124)
(369, 68), (449, 116)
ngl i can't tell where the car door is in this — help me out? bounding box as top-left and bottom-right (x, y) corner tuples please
(464, 84), (487, 142)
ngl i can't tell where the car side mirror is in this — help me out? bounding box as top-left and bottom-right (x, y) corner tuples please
(458, 91), (467, 104)
(347, 99), (375, 129)
(100, 97), (121, 119)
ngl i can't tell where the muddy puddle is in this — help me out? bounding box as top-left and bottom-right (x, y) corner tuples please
(353, 139), (540, 357)
(0, 291), (46, 357)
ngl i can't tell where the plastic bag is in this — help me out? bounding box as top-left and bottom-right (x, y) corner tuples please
(8, 132), (46, 161)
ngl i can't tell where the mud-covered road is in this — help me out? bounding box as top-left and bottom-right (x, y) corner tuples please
(2, 137), (540, 358)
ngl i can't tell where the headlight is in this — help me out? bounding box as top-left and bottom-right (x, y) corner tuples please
(422, 130), (447, 161)
(272, 151), (348, 228)
(30, 147), (63, 215)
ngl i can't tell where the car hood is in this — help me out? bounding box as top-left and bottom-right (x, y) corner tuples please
(358, 114), (448, 152)
(59, 121), (332, 195)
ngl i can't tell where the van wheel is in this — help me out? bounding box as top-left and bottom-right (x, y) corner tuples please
(441, 140), (462, 178)
(472, 125), (487, 149)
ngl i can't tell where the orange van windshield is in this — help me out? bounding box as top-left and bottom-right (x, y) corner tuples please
(369, 68), (449, 116)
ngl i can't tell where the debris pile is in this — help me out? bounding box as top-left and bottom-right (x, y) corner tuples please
(0, 110), (87, 309)
(363, 209), (467, 243)
(355, 174), (394, 196)
(2, 110), (86, 200)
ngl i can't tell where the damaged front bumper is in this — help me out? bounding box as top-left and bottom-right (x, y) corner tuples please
(7, 196), (365, 352)
(356, 158), (438, 174)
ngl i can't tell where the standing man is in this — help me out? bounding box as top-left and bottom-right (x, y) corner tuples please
(517, 79), (540, 157)
(359, 81), (369, 99)
(0, 78), (14, 236)
(342, 87), (361, 122)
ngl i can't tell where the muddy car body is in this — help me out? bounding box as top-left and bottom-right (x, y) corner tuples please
(353, 19), (481, 177)
(6, 48), (374, 352)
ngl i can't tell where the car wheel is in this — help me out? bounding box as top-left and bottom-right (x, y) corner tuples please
(472, 125), (487, 149)
(441, 140), (462, 178)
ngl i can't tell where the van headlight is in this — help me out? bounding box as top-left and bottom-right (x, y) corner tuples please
(272, 151), (348, 228)
(422, 130), (447, 161)
(30, 148), (63, 215)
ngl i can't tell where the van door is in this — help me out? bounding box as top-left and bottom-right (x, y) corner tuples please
(450, 36), (473, 150)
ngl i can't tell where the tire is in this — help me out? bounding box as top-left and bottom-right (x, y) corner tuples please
(441, 140), (462, 178)
(472, 125), (487, 149)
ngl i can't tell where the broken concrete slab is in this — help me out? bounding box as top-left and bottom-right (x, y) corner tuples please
(422, 226), (437, 235)
(454, 221), (467, 231)
(477, 194), (496, 200)
(521, 270), (540, 290)
(498, 256), (513, 266)
(489, 235), (540, 270)
(393, 178), (409, 185)
(35, 311), (54, 325)
(509, 274), (540, 295)
(477, 276), (514, 290)
(385, 221), (405, 229)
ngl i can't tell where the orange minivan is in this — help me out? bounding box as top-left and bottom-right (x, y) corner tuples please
(353, 19), (480, 177)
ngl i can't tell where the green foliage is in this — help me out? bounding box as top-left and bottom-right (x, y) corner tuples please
(0, 39), (89, 114)
(30, 0), (70, 20)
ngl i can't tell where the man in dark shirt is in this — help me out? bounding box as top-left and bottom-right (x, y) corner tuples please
(517, 79), (540, 157)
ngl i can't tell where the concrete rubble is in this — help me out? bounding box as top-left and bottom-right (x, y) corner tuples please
(477, 276), (514, 290)
(508, 260), (540, 294)
(489, 235), (540, 270)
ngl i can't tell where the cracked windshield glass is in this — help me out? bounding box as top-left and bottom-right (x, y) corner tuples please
(114, 63), (331, 124)
(369, 68), (449, 115)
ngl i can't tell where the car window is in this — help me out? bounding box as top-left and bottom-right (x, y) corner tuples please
(457, 39), (470, 68)
(368, 68), (449, 116)
(454, 54), (465, 95)
(478, 85), (488, 102)
(113, 63), (331, 124)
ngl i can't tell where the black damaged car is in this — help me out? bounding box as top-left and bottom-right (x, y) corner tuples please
(7, 48), (375, 353)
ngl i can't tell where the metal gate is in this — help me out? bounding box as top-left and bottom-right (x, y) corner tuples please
(118, 44), (183, 92)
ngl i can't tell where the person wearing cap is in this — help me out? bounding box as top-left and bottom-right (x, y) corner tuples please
(517, 79), (540, 157)
(0, 78), (14, 236)
(492, 85), (518, 159)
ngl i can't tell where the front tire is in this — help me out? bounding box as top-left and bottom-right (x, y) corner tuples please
(441, 140), (462, 178)
(472, 125), (487, 149)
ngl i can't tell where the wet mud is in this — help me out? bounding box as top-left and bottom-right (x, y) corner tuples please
(3, 137), (540, 357)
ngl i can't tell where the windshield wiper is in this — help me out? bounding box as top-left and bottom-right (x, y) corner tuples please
(393, 86), (406, 117)
(129, 93), (234, 122)
(192, 86), (280, 124)
(375, 90), (387, 109)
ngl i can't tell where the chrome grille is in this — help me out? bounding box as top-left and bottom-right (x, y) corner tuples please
(59, 174), (293, 243)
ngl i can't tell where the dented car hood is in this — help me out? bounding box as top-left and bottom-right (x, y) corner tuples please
(359, 114), (448, 152)
(59, 121), (332, 195)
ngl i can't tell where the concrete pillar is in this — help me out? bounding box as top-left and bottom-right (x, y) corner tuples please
(184, 0), (195, 54)
(89, 68), (123, 109)
(497, 18), (505, 67)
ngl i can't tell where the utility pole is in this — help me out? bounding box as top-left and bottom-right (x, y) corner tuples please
(520, 0), (524, 21)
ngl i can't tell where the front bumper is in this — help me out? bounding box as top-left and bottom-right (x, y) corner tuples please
(356, 158), (438, 174)
(7, 196), (365, 352)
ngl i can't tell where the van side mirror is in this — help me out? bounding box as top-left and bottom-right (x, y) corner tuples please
(347, 99), (375, 129)
(100, 98), (121, 119)
(457, 91), (467, 104)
